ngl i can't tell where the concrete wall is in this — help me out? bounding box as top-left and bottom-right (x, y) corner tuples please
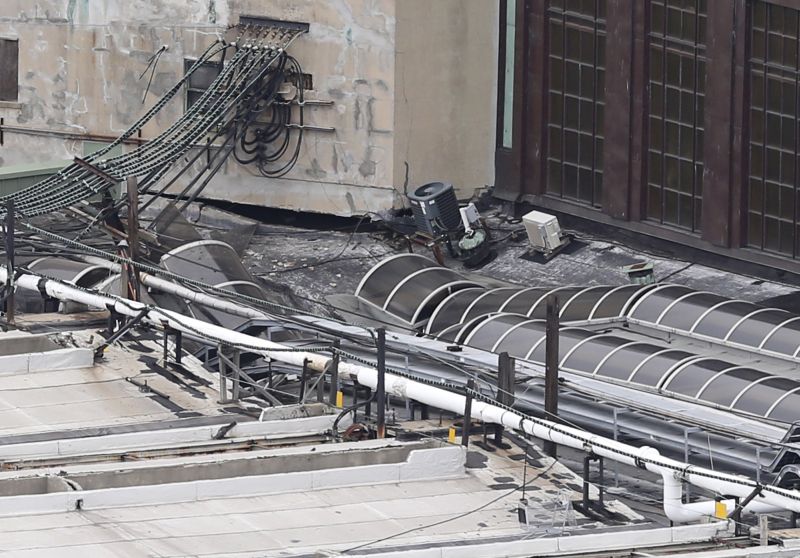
(394, 0), (499, 202)
(0, 1), (497, 216)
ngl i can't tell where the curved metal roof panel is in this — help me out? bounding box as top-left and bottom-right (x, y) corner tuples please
(351, 255), (800, 424)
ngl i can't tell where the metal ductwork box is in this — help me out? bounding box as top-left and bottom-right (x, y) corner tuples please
(407, 182), (461, 236)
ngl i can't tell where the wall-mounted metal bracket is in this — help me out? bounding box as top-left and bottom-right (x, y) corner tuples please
(238, 16), (310, 33)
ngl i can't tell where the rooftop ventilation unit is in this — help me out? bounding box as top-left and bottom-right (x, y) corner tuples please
(522, 210), (568, 258)
(407, 182), (461, 237)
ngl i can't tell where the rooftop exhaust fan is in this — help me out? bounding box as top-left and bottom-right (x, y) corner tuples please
(407, 182), (461, 237)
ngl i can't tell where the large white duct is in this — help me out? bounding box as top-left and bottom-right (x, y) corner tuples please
(2, 268), (798, 524)
(0, 268), (327, 371)
(78, 255), (266, 321)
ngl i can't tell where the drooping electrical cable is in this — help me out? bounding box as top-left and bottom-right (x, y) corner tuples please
(0, 25), (305, 219)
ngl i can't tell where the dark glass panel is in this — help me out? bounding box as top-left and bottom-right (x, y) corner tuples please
(591, 285), (647, 319)
(385, 268), (476, 323)
(595, 342), (666, 380)
(767, 392), (800, 423)
(692, 301), (757, 337)
(629, 350), (695, 386)
(559, 286), (613, 322)
(664, 359), (733, 396)
(502, 289), (552, 315)
(465, 314), (532, 352)
(529, 328), (590, 363)
(529, 287), (583, 318)
(734, 376), (800, 416)
(494, 320), (548, 359)
(658, 292), (728, 330)
(629, 285), (695, 322)
(462, 288), (521, 322)
(697, 368), (770, 407)
(727, 309), (793, 346)
(761, 318), (800, 355)
(561, 335), (630, 373)
(358, 255), (435, 306)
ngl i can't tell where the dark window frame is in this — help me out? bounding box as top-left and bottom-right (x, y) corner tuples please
(544, 0), (607, 209)
(0, 38), (19, 102)
(746, 0), (800, 258)
(645, 0), (707, 233)
(184, 58), (222, 112)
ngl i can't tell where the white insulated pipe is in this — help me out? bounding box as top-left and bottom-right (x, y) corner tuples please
(341, 364), (794, 522)
(78, 255), (266, 321)
(3, 268), (797, 523)
(0, 268), (328, 371)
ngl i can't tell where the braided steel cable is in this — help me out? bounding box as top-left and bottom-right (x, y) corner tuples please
(12, 46), (262, 213)
(0, 40), (231, 208)
(0, 26), (302, 219)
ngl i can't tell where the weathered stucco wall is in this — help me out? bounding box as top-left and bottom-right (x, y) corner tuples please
(394, 0), (498, 201)
(0, 1), (496, 216)
(193, 0), (399, 216)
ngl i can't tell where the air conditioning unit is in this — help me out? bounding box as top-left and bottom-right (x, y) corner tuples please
(522, 210), (567, 254)
(407, 182), (461, 237)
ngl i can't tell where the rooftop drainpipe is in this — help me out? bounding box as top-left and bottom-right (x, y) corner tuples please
(1, 268), (796, 524)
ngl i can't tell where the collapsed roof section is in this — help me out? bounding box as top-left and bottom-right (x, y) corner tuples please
(346, 254), (800, 425)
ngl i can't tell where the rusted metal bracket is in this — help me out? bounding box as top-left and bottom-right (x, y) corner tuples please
(284, 123), (335, 132)
(73, 156), (121, 186)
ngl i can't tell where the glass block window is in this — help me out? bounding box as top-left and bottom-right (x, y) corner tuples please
(646, 0), (707, 232)
(748, 1), (800, 257)
(546, 0), (606, 208)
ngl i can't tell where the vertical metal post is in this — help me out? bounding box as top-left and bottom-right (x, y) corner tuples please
(544, 294), (559, 458)
(756, 447), (761, 484)
(597, 456), (605, 506)
(352, 381), (359, 421)
(364, 387), (372, 418)
(126, 176), (140, 302)
(684, 427), (690, 502)
(174, 331), (182, 364)
(4, 198), (14, 327)
(329, 340), (340, 405)
(299, 358), (309, 402)
(118, 239), (130, 299)
(612, 408), (620, 488)
(268, 359), (274, 389)
(376, 328), (386, 439)
(495, 352), (515, 446)
(218, 345), (228, 403)
(316, 372), (325, 402)
(163, 327), (169, 363)
(232, 349), (241, 401)
(683, 426), (700, 501)
(582, 455), (591, 510)
(462, 378), (475, 447)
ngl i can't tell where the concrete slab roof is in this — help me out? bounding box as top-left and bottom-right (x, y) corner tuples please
(0, 328), (234, 438)
(0, 435), (648, 558)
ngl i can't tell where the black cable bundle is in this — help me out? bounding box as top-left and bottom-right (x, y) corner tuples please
(233, 53), (306, 178)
